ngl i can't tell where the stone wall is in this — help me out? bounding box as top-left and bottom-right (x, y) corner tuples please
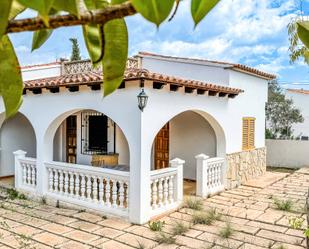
(226, 147), (266, 188)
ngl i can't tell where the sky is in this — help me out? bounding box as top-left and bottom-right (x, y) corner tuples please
(9, 0), (309, 89)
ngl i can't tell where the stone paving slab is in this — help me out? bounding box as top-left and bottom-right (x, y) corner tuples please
(0, 168), (308, 248)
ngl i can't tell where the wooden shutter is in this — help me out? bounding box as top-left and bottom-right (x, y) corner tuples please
(242, 117), (255, 150)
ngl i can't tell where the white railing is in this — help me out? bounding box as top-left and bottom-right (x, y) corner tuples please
(14, 150), (37, 190)
(45, 161), (129, 217)
(196, 154), (225, 198)
(150, 158), (184, 217)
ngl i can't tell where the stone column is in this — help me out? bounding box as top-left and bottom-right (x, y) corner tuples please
(13, 150), (27, 190)
(195, 154), (209, 198)
(170, 158), (184, 202)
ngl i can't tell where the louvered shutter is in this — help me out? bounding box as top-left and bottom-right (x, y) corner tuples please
(242, 117), (255, 150)
(242, 118), (249, 150)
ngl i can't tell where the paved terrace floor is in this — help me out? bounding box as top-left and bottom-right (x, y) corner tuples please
(0, 168), (307, 249)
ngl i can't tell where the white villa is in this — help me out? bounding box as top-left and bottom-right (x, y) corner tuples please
(0, 52), (275, 224)
(286, 88), (309, 140)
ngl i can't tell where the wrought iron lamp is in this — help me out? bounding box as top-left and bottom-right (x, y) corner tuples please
(137, 88), (148, 111)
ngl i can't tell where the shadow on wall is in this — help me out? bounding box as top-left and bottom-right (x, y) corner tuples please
(0, 113), (36, 177)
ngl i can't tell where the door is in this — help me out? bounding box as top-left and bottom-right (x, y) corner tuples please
(154, 123), (169, 169)
(66, 116), (77, 163)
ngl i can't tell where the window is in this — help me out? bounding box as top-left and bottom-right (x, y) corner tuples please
(81, 111), (111, 155)
(242, 117), (255, 150)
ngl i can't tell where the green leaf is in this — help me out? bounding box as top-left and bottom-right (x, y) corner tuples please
(297, 21), (309, 48)
(0, 0), (12, 37)
(84, 0), (108, 10)
(17, 0), (55, 25)
(52, 0), (79, 16)
(111, 0), (127, 3)
(83, 25), (103, 64)
(9, 0), (26, 20)
(0, 35), (23, 118)
(32, 29), (53, 51)
(191, 0), (220, 27)
(131, 0), (175, 26)
(102, 19), (128, 96)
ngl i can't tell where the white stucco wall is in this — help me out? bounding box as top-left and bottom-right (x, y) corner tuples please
(169, 111), (216, 180)
(228, 70), (268, 150)
(21, 64), (61, 81)
(140, 57), (230, 85)
(285, 91), (309, 138)
(0, 113), (36, 176)
(266, 139), (309, 168)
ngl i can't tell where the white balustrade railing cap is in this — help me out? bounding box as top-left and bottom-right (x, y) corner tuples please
(45, 161), (130, 179)
(195, 153), (210, 160)
(206, 157), (225, 163)
(13, 150), (27, 156)
(170, 158), (185, 165)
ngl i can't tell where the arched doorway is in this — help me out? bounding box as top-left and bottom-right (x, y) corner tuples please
(51, 109), (130, 168)
(151, 110), (225, 195)
(0, 112), (36, 177)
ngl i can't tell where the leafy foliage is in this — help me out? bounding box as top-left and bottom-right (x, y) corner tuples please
(148, 220), (165, 231)
(70, 38), (82, 61)
(266, 80), (304, 139)
(192, 208), (221, 225)
(272, 197), (293, 211)
(171, 221), (189, 235)
(0, 0), (220, 117)
(288, 217), (304, 229)
(288, 20), (309, 65)
(183, 197), (204, 211)
(155, 232), (176, 244)
(219, 222), (233, 238)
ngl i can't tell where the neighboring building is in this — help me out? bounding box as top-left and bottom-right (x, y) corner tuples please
(286, 88), (309, 140)
(0, 52), (275, 224)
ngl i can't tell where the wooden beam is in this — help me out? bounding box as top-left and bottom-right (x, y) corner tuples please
(208, 90), (217, 96)
(185, 87), (195, 93)
(197, 89), (206, 95)
(48, 87), (60, 93)
(67, 86), (79, 92)
(118, 81), (125, 89)
(153, 81), (165, 89)
(228, 93), (237, 98)
(219, 92), (227, 97)
(89, 84), (101, 91)
(170, 84), (180, 92)
(32, 88), (42, 95)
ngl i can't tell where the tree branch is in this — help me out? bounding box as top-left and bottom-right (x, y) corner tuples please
(6, 1), (136, 34)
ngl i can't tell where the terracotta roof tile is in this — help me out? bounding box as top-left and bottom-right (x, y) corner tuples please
(24, 68), (243, 95)
(20, 61), (61, 69)
(138, 52), (276, 80)
(287, 88), (309, 95)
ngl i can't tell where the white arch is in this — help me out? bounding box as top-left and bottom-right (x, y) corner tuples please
(146, 108), (227, 157)
(42, 108), (131, 162)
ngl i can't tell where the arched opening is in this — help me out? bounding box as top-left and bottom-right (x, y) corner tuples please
(0, 112), (36, 177)
(51, 110), (130, 169)
(151, 110), (226, 195)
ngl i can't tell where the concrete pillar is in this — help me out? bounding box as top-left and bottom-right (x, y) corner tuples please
(13, 150), (26, 190)
(170, 158), (184, 202)
(195, 153), (209, 198)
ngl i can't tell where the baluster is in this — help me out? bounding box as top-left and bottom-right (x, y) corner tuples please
(112, 180), (118, 208)
(125, 182), (129, 209)
(218, 162), (222, 186)
(92, 176), (98, 202)
(59, 170), (64, 194)
(64, 171), (69, 195)
(86, 175), (92, 201)
(22, 164), (27, 185)
(75, 173), (80, 198)
(48, 168), (54, 192)
(217, 163), (220, 186)
(105, 178), (111, 207)
(98, 177), (104, 205)
(69, 171), (74, 197)
(31, 165), (36, 186)
(119, 181), (124, 208)
(54, 169), (59, 192)
(27, 165), (31, 185)
(80, 174), (86, 200)
(163, 177), (169, 205)
(158, 178), (163, 207)
(151, 180), (158, 209)
(168, 176), (174, 203)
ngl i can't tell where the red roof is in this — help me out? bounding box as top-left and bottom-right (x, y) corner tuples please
(138, 52), (276, 80)
(24, 68), (243, 95)
(287, 89), (309, 95)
